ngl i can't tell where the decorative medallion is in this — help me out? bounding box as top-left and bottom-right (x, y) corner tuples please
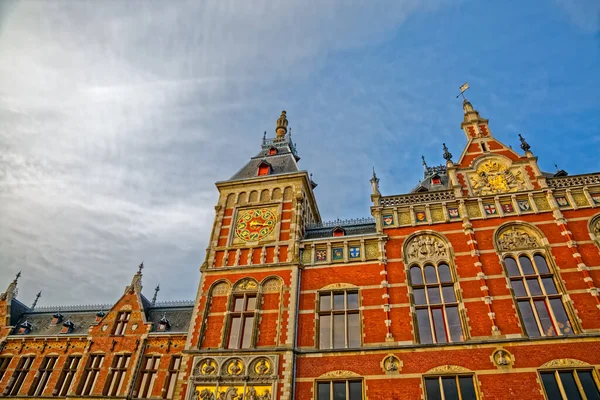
(381, 354), (402, 374)
(405, 235), (448, 263)
(555, 196), (570, 207)
(332, 248), (343, 261)
(501, 203), (514, 213)
(491, 349), (513, 368)
(415, 211), (427, 223)
(517, 200), (531, 212)
(349, 246), (360, 259)
(197, 358), (218, 376)
(234, 208), (278, 242)
(252, 358), (271, 376)
(470, 160), (526, 195)
(484, 204), (497, 215)
(383, 214), (394, 226)
(448, 207), (460, 219)
(225, 358), (244, 376)
(234, 278), (258, 291)
(497, 227), (540, 251)
(316, 249), (327, 262)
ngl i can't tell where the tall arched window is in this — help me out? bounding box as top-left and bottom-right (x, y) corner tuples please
(225, 278), (259, 349)
(405, 233), (465, 344)
(496, 225), (574, 337)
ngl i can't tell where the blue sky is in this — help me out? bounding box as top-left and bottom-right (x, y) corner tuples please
(0, 0), (598, 305)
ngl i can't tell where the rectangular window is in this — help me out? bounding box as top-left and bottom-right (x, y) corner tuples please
(424, 375), (477, 400)
(226, 294), (257, 349)
(113, 311), (131, 335)
(540, 369), (600, 400)
(77, 354), (104, 396)
(0, 357), (12, 381)
(135, 355), (160, 399)
(163, 356), (181, 399)
(103, 354), (131, 397)
(3, 356), (35, 396)
(318, 291), (360, 349)
(53, 355), (81, 396)
(28, 356), (58, 396)
(317, 380), (362, 400)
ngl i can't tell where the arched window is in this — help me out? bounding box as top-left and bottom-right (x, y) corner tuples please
(405, 233), (465, 344)
(226, 279), (259, 349)
(496, 225), (574, 337)
(410, 263), (463, 344)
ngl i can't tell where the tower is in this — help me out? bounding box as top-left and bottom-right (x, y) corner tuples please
(180, 111), (320, 400)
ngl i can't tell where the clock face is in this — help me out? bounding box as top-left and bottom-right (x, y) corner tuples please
(235, 208), (278, 242)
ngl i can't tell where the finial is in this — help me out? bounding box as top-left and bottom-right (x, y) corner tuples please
(518, 133), (531, 152)
(263, 131), (266, 140)
(443, 143), (453, 162)
(137, 262), (144, 274)
(555, 163), (559, 172)
(151, 284), (160, 306)
(14, 271), (21, 283)
(276, 110), (288, 138)
(421, 155), (427, 167)
(31, 291), (41, 309)
(370, 167), (380, 196)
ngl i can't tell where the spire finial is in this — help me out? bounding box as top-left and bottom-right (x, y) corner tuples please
(276, 110), (288, 138)
(555, 163), (559, 172)
(370, 167), (380, 196)
(519, 133), (531, 152)
(31, 291), (41, 309)
(263, 131), (266, 140)
(443, 143), (453, 162)
(138, 262), (144, 274)
(14, 271), (21, 283)
(151, 284), (160, 306)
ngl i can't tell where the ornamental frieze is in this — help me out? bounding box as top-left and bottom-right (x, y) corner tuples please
(405, 235), (448, 263)
(469, 160), (526, 195)
(497, 227), (540, 251)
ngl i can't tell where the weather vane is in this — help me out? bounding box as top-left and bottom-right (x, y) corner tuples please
(456, 82), (470, 100)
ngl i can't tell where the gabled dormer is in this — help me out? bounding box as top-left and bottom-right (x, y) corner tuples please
(257, 159), (272, 176)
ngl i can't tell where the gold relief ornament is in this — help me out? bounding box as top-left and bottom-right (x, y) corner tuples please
(234, 278), (258, 291)
(470, 160), (526, 195)
(226, 359), (243, 375)
(254, 358), (271, 375)
(491, 349), (513, 368)
(381, 355), (402, 373)
(197, 358), (218, 376)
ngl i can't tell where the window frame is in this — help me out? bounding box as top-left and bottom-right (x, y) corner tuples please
(409, 262), (466, 344)
(112, 311), (131, 336)
(502, 251), (576, 337)
(77, 353), (105, 396)
(423, 374), (479, 400)
(53, 355), (81, 396)
(225, 292), (259, 349)
(103, 353), (132, 397)
(3, 355), (35, 396)
(538, 368), (600, 400)
(0, 356), (12, 381)
(134, 355), (161, 399)
(162, 355), (181, 399)
(315, 378), (364, 400)
(28, 355), (58, 396)
(317, 289), (362, 350)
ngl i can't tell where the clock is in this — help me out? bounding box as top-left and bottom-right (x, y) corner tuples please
(234, 208), (278, 242)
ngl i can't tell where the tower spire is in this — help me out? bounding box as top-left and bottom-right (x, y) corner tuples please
(125, 262), (144, 294)
(31, 291), (42, 309)
(275, 110), (288, 139)
(0, 271), (21, 302)
(421, 155), (428, 172)
(151, 284), (160, 306)
(370, 167), (380, 196)
(443, 143), (453, 163)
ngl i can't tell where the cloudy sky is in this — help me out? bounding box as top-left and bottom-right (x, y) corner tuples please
(0, 0), (599, 306)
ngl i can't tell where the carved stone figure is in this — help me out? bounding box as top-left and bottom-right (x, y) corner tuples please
(245, 387), (258, 400)
(228, 359), (242, 375)
(383, 356), (400, 372)
(261, 389), (271, 400)
(497, 227), (539, 251)
(235, 279), (258, 291)
(255, 359), (270, 375)
(197, 359), (217, 376)
(494, 350), (511, 366)
(191, 390), (200, 400)
(593, 219), (600, 237)
(199, 389), (215, 400)
(406, 235), (447, 262)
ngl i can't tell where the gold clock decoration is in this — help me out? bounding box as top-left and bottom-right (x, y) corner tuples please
(235, 208), (277, 242)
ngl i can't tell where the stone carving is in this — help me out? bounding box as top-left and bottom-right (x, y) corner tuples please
(497, 227), (540, 251)
(262, 278), (282, 293)
(217, 387), (240, 400)
(321, 283), (358, 290)
(405, 235), (448, 262)
(381, 355), (402, 373)
(212, 282), (231, 296)
(492, 349), (513, 368)
(197, 358), (218, 376)
(470, 160), (526, 195)
(226, 359), (243, 376)
(253, 358), (271, 375)
(319, 370), (361, 378)
(234, 279), (258, 292)
(198, 389), (215, 400)
(426, 365), (471, 374)
(591, 218), (600, 237)
(540, 358), (590, 368)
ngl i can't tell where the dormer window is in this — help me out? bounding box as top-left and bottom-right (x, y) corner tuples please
(95, 310), (106, 323)
(431, 176), (441, 185)
(51, 313), (63, 325)
(257, 160), (272, 176)
(332, 227), (346, 237)
(17, 320), (32, 335)
(61, 320), (75, 334)
(157, 314), (171, 332)
(268, 147), (277, 155)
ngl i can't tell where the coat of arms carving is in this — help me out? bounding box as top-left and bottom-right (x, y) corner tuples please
(470, 160), (526, 195)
